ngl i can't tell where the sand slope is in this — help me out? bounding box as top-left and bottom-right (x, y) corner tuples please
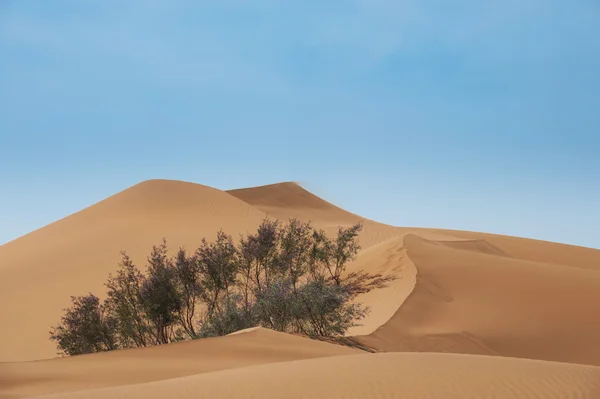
(0, 328), (359, 398)
(440, 228), (600, 270)
(0, 180), (268, 361)
(227, 182), (364, 224)
(358, 234), (600, 365)
(228, 182), (403, 249)
(28, 353), (600, 399)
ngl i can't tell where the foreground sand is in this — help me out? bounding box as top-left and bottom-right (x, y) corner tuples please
(0, 328), (359, 398)
(26, 353), (600, 399)
(1, 179), (600, 398)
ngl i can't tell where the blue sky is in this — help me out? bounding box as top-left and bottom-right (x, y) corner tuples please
(1, 0), (599, 248)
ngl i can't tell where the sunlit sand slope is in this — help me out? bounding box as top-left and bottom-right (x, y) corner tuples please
(0, 180), (268, 361)
(357, 234), (600, 366)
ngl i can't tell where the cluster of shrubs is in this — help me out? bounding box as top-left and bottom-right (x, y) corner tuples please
(50, 218), (394, 356)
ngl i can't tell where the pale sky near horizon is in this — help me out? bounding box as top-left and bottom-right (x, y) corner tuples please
(1, 1), (599, 249)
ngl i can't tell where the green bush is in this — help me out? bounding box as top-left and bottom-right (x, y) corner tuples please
(49, 293), (117, 356)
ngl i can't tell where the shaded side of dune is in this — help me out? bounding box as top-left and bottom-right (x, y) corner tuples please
(227, 182), (361, 223)
(227, 181), (404, 249)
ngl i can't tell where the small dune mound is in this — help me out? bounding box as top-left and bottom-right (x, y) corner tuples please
(28, 352), (600, 399)
(0, 328), (359, 398)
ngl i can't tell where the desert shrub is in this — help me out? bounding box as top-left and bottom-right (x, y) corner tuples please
(49, 293), (117, 356)
(103, 252), (152, 348)
(197, 293), (256, 338)
(292, 277), (368, 337)
(253, 277), (298, 332)
(196, 231), (240, 316)
(172, 248), (203, 338)
(50, 218), (395, 356)
(139, 240), (183, 344)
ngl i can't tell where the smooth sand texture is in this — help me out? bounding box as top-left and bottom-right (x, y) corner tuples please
(1, 179), (600, 398)
(357, 234), (600, 366)
(27, 353), (600, 399)
(0, 180), (268, 361)
(227, 181), (403, 249)
(0, 328), (358, 398)
(344, 235), (417, 337)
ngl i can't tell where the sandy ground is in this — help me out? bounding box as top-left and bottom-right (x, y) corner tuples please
(0, 328), (358, 398)
(22, 354), (600, 399)
(1, 179), (600, 398)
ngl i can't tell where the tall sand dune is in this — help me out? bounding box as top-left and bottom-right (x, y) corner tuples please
(0, 328), (358, 398)
(26, 353), (600, 399)
(0, 180), (268, 361)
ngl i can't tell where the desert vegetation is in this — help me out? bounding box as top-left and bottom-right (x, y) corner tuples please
(49, 218), (394, 356)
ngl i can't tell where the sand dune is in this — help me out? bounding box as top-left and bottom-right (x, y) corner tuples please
(358, 234), (600, 365)
(0, 180), (269, 361)
(27, 353), (600, 399)
(0, 328), (358, 399)
(2, 178), (600, 398)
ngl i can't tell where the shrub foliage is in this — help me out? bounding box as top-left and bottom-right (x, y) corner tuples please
(50, 218), (395, 356)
